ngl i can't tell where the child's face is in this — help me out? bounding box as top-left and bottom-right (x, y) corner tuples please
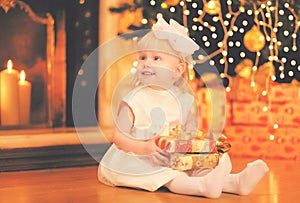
(137, 51), (185, 89)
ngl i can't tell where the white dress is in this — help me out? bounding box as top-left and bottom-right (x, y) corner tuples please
(98, 85), (195, 191)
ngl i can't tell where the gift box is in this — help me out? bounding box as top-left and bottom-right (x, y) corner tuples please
(170, 153), (220, 171)
(269, 83), (300, 102)
(231, 101), (269, 125)
(224, 126), (300, 160)
(156, 128), (231, 171)
(270, 102), (300, 127)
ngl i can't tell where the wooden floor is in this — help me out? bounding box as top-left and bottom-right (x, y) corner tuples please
(1, 157), (299, 203)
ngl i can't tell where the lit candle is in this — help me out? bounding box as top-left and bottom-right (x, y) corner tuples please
(18, 70), (31, 125)
(0, 59), (20, 125)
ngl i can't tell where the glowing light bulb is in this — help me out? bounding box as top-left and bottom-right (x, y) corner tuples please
(283, 30), (290, 36)
(279, 10), (284, 15)
(240, 52), (246, 58)
(281, 57), (287, 63)
(262, 90), (267, 96)
(273, 123), (279, 129)
(228, 57), (234, 63)
(141, 18), (148, 24)
(226, 13), (231, 18)
(161, 2), (168, 8)
(247, 10), (253, 15)
(210, 26), (216, 32)
(262, 106), (268, 112)
(202, 35), (208, 41)
(150, 0), (156, 6)
(170, 7), (176, 12)
(288, 70), (294, 77)
(279, 66), (284, 71)
(269, 134), (275, 141)
(184, 10), (190, 15)
(212, 16), (219, 22)
(284, 3), (289, 8)
(291, 60), (296, 66)
(283, 47), (289, 52)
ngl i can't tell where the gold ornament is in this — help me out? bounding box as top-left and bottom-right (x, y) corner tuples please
(244, 26), (266, 52)
(165, 0), (181, 6)
(205, 0), (221, 15)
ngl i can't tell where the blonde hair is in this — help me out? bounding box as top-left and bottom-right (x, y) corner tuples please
(137, 31), (193, 64)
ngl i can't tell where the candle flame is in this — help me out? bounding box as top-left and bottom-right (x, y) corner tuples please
(7, 59), (13, 73)
(20, 70), (26, 82)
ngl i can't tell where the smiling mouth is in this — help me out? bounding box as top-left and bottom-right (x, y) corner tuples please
(141, 71), (155, 75)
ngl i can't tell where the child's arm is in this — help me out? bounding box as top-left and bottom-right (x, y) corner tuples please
(113, 102), (168, 156)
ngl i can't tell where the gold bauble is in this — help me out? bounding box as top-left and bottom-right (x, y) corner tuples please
(244, 26), (266, 52)
(205, 0), (221, 15)
(165, 0), (181, 6)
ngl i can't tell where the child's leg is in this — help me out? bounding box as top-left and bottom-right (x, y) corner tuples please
(164, 153), (232, 198)
(222, 159), (269, 195)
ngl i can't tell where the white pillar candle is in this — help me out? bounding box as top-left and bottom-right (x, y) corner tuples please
(0, 59), (20, 126)
(18, 70), (31, 125)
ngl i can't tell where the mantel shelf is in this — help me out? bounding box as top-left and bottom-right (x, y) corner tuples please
(0, 127), (112, 149)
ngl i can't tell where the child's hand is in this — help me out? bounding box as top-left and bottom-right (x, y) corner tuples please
(142, 137), (170, 166)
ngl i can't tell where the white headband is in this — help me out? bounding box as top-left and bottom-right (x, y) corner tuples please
(152, 16), (200, 58)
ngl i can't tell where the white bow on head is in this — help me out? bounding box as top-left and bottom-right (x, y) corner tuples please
(152, 16), (199, 58)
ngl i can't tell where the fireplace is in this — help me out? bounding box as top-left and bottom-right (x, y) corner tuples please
(0, 0), (99, 130)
